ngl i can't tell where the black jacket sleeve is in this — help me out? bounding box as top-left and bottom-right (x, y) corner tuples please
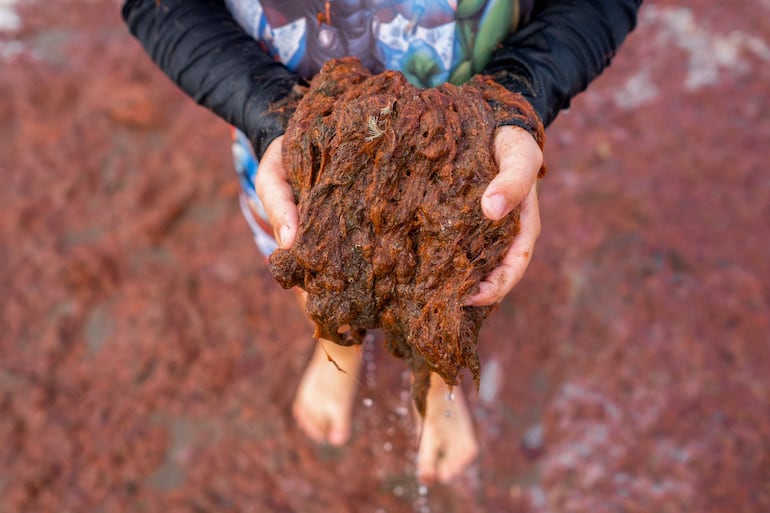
(122, 0), (303, 159)
(483, 0), (643, 127)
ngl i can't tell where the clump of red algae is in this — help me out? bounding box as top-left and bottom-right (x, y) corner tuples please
(269, 58), (545, 415)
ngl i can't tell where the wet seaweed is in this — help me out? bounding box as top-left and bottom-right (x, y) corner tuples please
(270, 58), (543, 415)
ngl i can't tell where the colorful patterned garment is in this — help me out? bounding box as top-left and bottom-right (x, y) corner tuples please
(225, 0), (534, 87)
(232, 129), (280, 256)
(228, 0), (535, 254)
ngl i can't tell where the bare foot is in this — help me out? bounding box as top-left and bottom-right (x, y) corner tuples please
(416, 373), (479, 483)
(292, 340), (362, 446)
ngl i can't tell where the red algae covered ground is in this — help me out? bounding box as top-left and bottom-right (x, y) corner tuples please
(1, 1), (769, 512)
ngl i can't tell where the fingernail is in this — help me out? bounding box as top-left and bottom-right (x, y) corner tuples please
(279, 225), (291, 247)
(482, 193), (507, 220)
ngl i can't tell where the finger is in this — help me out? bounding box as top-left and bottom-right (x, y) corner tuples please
(467, 184), (541, 306)
(253, 136), (299, 248)
(481, 126), (543, 221)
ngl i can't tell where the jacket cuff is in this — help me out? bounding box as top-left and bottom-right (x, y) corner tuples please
(472, 75), (547, 178)
(249, 82), (308, 160)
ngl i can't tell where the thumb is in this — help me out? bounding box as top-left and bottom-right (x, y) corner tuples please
(482, 126), (543, 221)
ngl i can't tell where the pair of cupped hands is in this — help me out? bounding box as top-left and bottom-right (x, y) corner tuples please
(255, 125), (543, 306)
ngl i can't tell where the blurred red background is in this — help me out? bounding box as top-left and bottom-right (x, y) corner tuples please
(1, 1), (769, 512)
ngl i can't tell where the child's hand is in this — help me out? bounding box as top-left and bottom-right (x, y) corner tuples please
(465, 125), (543, 306)
(254, 135), (299, 249)
(257, 126), (542, 305)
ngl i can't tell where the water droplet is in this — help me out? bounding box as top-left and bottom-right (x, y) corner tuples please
(522, 423), (544, 451)
(478, 358), (501, 404)
(530, 486), (547, 508)
(362, 397), (374, 408)
(364, 350), (377, 387)
(414, 489), (431, 513)
(395, 406), (408, 416)
(445, 391), (454, 402)
(383, 441), (393, 452)
(444, 410), (452, 418)
(393, 485), (405, 497)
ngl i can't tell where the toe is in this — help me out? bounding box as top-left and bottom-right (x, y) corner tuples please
(437, 443), (478, 483)
(293, 399), (325, 443)
(416, 441), (442, 484)
(327, 425), (350, 446)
